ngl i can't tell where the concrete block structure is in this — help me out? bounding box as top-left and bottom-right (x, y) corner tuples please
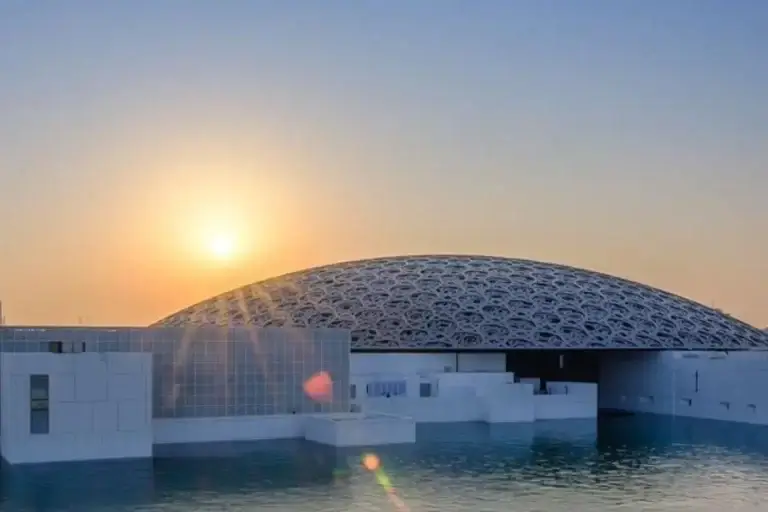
(600, 350), (768, 424)
(0, 327), (351, 464)
(0, 352), (152, 464)
(304, 412), (416, 447)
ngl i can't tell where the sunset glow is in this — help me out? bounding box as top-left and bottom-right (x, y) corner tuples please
(208, 234), (236, 260)
(0, 2), (765, 329)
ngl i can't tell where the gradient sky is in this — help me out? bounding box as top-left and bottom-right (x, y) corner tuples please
(1, 1), (766, 327)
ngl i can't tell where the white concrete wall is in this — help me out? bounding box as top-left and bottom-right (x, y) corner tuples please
(349, 374), (421, 409)
(534, 382), (597, 420)
(354, 372), (518, 422)
(349, 353), (508, 415)
(302, 415), (339, 445)
(359, 374), (595, 423)
(348, 354), (598, 425)
(600, 350), (768, 424)
(364, 396), (485, 422)
(153, 415), (305, 444)
(484, 384), (536, 422)
(155, 412), (417, 446)
(519, 377), (541, 390)
(304, 413), (416, 446)
(0, 352), (152, 464)
(350, 352), (505, 375)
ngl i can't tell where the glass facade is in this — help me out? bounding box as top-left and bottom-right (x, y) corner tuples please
(0, 327), (350, 419)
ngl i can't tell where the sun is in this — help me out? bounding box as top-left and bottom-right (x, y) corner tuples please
(208, 234), (236, 260)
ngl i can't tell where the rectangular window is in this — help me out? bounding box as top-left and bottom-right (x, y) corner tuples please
(366, 380), (407, 398)
(350, 384), (357, 400)
(30, 374), (50, 435)
(419, 382), (432, 398)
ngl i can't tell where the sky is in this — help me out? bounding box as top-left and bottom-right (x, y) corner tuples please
(0, 0), (766, 327)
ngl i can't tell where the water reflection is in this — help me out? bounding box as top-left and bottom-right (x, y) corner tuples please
(0, 458), (155, 511)
(0, 415), (767, 511)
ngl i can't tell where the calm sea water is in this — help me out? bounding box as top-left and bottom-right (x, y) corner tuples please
(2, 414), (768, 511)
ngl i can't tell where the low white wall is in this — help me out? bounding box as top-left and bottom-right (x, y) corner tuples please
(349, 356), (510, 413)
(153, 415), (305, 444)
(155, 412), (417, 447)
(364, 396), (484, 422)
(350, 371), (517, 409)
(0, 352), (152, 464)
(361, 372), (519, 422)
(484, 384), (536, 422)
(519, 378), (541, 390)
(304, 413), (416, 446)
(350, 373), (422, 405)
(355, 371), (596, 423)
(600, 350), (768, 424)
(547, 381), (597, 400)
(362, 381), (595, 423)
(535, 382), (597, 420)
(535, 395), (594, 420)
(302, 415), (341, 445)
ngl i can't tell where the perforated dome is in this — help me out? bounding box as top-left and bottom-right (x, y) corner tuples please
(154, 255), (767, 350)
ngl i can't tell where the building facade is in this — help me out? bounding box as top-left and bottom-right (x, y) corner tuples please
(0, 326), (350, 420)
(2, 255), (766, 464)
(0, 326), (351, 463)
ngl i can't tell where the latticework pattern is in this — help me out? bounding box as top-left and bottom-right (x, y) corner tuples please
(154, 255), (767, 350)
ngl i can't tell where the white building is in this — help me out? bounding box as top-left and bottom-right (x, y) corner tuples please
(0, 327), (399, 464)
(155, 255), (768, 423)
(2, 255), (766, 465)
(155, 255), (768, 416)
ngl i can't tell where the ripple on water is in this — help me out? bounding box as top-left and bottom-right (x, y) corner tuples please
(2, 415), (768, 511)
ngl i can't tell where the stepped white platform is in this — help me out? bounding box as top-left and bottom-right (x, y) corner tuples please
(304, 412), (416, 447)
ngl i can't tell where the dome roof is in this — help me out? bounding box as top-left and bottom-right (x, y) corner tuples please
(154, 255), (767, 350)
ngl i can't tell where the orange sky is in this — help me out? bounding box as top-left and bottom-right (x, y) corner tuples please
(1, 2), (766, 328)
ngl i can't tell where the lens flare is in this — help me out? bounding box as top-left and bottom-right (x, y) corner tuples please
(303, 371), (333, 403)
(362, 453), (380, 471)
(361, 452), (410, 511)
